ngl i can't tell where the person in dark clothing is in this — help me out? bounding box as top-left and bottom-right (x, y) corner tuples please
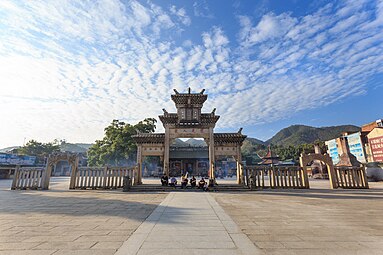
(181, 175), (188, 189)
(198, 178), (206, 189)
(160, 175), (168, 186)
(190, 176), (196, 188)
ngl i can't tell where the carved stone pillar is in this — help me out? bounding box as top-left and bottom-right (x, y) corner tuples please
(208, 127), (215, 179)
(236, 145), (243, 184)
(43, 163), (53, 190)
(69, 156), (79, 189)
(135, 145), (143, 185)
(164, 127), (170, 177)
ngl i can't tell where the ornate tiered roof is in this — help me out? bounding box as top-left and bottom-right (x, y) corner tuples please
(159, 113), (220, 126)
(158, 113), (178, 124)
(260, 145), (280, 165)
(133, 132), (247, 145)
(134, 88), (246, 146)
(132, 133), (165, 144)
(160, 88), (219, 128)
(214, 133), (247, 145)
(171, 92), (207, 106)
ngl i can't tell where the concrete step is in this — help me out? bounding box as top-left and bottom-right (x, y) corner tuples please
(126, 184), (250, 192)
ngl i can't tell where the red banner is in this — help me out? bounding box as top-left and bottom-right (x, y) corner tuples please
(369, 135), (383, 162)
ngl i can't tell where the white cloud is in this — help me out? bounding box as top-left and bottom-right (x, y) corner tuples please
(239, 13), (297, 46)
(193, 1), (214, 19)
(170, 5), (191, 26)
(0, 0), (382, 148)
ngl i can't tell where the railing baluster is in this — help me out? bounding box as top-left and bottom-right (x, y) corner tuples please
(351, 168), (357, 188)
(10, 167), (45, 190)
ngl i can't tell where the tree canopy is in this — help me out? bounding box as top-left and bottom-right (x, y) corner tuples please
(272, 140), (327, 161)
(17, 140), (60, 164)
(241, 139), (327, 164)
(87, 118), (156, 166)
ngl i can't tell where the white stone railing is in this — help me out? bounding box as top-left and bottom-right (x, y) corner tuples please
(11, 167), (47, 190)
(334, 166), (369, 189)
(245, 166), (309, 189)
(69, 166), (135, 189)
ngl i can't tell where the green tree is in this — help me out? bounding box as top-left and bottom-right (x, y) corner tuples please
(17, 140), (60, 164)
(273, 140), (328, 162)
(88, 118), (156, 166)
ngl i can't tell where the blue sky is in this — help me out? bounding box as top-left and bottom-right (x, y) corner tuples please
(0, 0), (382, 148)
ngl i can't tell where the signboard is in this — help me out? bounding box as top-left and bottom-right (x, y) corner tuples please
(170, 128), (210, 139)
(0, 153), (36, 166)
(346, 132), (366, 163)
(325, 139), (339, 164)
(326, 132), (367, 164)
(369, 135), (383, 162)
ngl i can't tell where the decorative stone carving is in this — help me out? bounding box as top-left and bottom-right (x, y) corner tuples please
(299, 152), (336, 189)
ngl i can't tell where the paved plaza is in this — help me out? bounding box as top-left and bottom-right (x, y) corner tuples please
(214, 181), (383, 255)
(1, 178), (383, 254)
(0, 178), (166, 255)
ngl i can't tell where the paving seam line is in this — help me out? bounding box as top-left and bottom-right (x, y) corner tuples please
(206, 193), (262, 255)
(114, 192), (174, 255)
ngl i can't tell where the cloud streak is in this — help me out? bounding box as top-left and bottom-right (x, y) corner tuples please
(0, 0), (382, 147)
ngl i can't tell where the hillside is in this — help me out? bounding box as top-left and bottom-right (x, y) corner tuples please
(171, 139), (188, 147)
(266, 124), (360, 146)
(184, 138), (207, 147)
(0, 146), (20, 153)
(171, 138), (207, 147)
(0, 143), (93, 154)
(0, 125), (361, 153)
(246, 137), (265, 145)
(60, 143), (93, 153)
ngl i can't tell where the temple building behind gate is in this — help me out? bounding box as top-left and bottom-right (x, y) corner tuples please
(133, 88), (246, 184)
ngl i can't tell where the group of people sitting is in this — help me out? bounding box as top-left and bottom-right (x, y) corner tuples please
(160, 174), (215, 191)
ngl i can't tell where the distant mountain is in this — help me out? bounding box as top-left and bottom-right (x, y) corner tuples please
(0, 143), (93, 154)
(0, 124), (361, 153)
(75, 143), (93, 150)
(60, 143), (93, 153)
(171, 139), (188, 147)
(266, 124), (360, 146)
(185, 138), (207, 147)
(171, 138), (207, 147)
(246, 137), (265, 145)
(0, 146), (20, 153)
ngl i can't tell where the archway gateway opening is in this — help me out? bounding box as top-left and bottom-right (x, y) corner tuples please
(133, 88), (246, 185)
(169, 138), (208, 177)
(141, 156), (162, 178)
(46, 152), (79, 189)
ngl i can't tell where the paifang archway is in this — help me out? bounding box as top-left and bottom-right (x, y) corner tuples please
(133, 88), (246, 185)
(45, 152), (79, 189)
(299, 152), (337, 189)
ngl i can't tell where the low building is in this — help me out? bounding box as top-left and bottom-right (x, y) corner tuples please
(361, 119), (383, 132)
(0, 153), (36, 179)
(325, 132), (367, 165)
(169, 146), (208, 177)
(325, 119), (383, 165)
(367, 127), (383, 163)
(259, 145), (280, 165)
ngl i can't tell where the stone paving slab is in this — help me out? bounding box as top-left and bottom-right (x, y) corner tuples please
(116, 192), (262, 255)
(2, 177), (383, 255)
(213, 181), (383, 255)
(0, 178), (166, 255)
